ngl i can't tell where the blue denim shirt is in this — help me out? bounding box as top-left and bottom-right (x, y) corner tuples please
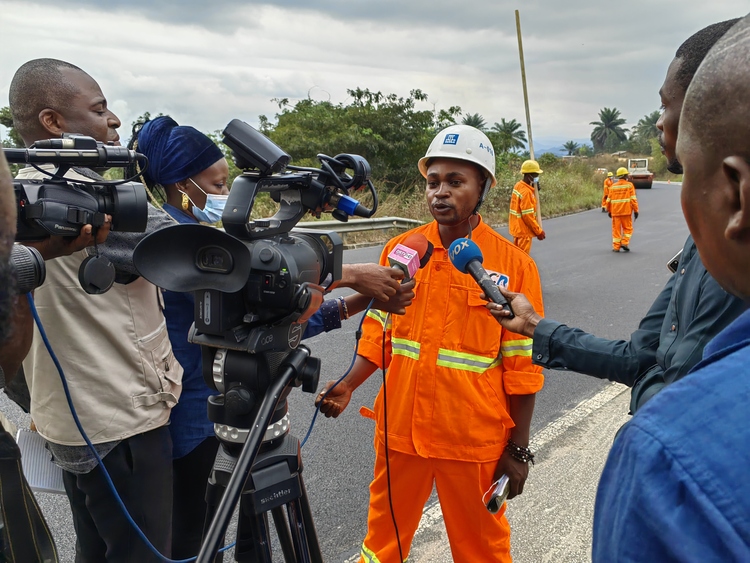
(593, 308), (750, 562)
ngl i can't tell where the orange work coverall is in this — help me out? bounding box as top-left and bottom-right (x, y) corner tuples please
(601, 177), (614, 210)
(605, 179), (639, 250)
(357, 218), (545, 563)
(508, 180), (542, 254)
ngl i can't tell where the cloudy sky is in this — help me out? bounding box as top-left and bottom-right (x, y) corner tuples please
(0, 1), (746, 150)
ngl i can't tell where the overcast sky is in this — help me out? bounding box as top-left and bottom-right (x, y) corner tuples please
(0, 1), (746, 150)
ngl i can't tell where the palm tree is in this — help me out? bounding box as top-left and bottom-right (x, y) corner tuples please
(634, 110), (661, 140)
(590, 107), (628, 152)
(490, 118), (527, 153)
(461, 112), (487, 131)
(563, 141), (580, 156)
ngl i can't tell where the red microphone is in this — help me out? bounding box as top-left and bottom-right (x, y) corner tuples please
(387, 233), (433, 281)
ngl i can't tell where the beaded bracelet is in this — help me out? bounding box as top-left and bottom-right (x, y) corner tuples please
(338, 296), (350, 320)
(505, 439), (535, 465)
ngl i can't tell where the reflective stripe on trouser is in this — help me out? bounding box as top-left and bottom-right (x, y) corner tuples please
(359, 438), (512, 563)
(611, 215), (633, 249)
(513, 236), (532, 254)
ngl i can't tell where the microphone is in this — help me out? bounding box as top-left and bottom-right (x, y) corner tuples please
(388, 233), (433, 281)
(448, 238), (514, 318)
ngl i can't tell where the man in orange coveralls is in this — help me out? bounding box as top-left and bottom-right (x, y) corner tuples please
(316, 124), (544, 563)
(601, 171), (614, 212)
(606, 167), (639, 251)
(509, 160), (546, 253)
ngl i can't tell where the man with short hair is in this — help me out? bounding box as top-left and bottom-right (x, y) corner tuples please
(605, 167), (638, 252)
(509, 159), (546, 253)
(317, 125), (544, 562)
(9, 58), (180, 562)
(485, 20), (744, 416)
(593, 16), (750, 560)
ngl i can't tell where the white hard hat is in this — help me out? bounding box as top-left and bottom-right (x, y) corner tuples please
(418, 125), (497, 188)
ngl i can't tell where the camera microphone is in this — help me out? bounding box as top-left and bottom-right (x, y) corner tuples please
(448, 238), (514, 318)
(387, 233), (433, 282)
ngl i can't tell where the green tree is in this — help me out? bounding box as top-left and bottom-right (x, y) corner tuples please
(489, 119), (527, 153)
(262, 88), (458, 190)
(634, 110), (660, 140)
(578, 144), (594, 157)
(563, 140), (580, 156)
(0, 106), (24, 148)
(461, 112), (487, 131)
(590, 107), (628, 152)
(537, 152), (559, 169)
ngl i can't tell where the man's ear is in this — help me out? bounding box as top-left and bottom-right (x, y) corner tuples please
(723, 156), (750, 242)
(38, 108), (65, 138)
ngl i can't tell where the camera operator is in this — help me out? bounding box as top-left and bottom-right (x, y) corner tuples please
(8, 58), (180, 562)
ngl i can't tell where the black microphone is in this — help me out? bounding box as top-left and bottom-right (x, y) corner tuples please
(448, 238), (514, 319)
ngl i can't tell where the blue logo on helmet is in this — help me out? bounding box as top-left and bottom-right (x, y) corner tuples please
(443, 134), (459, 145)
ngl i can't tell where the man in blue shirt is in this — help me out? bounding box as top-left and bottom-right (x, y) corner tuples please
(593, 15), (750, 561)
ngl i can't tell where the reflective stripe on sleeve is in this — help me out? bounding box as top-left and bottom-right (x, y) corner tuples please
(521, 208), (536, 215)
(509, 209), (522, 217)
(500, 338), (533, 358)
(392, 337), (421, 360)
(366, 309), (389, 328)
(436, 348), (498, 373)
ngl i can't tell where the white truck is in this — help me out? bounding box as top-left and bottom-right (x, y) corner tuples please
(627, 158), (654, 189)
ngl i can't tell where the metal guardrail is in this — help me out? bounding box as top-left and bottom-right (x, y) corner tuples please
(296, 216), (422, 234)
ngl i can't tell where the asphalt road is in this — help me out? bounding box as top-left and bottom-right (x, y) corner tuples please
(0, 181), (689, 562)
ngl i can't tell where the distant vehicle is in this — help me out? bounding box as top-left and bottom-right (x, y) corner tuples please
(595, 167), (608, 174)
(627, 158), (654, 189)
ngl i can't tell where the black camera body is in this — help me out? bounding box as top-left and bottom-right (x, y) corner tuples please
(5, 134), (148, 241)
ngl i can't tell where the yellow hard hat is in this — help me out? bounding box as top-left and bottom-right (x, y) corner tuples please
(520, 160), (543, 174)
(616, 167), (629, 177)
(607, 172), (613, 177)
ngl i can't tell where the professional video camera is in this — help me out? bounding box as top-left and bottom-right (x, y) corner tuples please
(4, 134), (148, 241)
(133, 119), (378, 562)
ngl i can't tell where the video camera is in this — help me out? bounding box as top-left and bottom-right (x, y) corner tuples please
(133, 120), (378, 561)
(4, 134), (148, 241)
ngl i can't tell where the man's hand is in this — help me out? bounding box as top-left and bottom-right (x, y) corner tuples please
(494, 450), (530, 500)
(340, 263), (403, 301)
(485, 287), (542, 337)
(601, 207), (607, 213)
(608, 212), (612, 218)
(634, 211), (639, 220)
(372, 279), (415, 315)
(25, 216), (112, 261)
(537, 230), (546, 241)
(315, 380), (354, 418)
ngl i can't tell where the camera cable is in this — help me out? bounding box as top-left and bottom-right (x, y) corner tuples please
(26, 292), (234, 563)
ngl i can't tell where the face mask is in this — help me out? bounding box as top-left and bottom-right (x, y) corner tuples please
(183, 178), (228, 224)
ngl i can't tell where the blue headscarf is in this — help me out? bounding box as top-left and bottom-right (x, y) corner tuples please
(137, 116), (224, 186)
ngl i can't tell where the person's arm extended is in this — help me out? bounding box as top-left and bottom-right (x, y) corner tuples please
(488, 278), (669, 387)
(494, 394), (536, 499)
(337, 263), (403, 301)
(314, 355), (378, 418)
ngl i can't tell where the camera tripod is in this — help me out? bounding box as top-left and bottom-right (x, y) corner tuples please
(197, 345), (324, 563)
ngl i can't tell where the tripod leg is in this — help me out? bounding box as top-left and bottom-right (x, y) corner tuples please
(236, 494), (273, 563)
(297, 477), (323, 563)
(271, 506), (298, 562)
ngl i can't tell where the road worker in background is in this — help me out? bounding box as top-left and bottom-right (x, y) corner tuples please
(605, 167), (639, 252)
(316, 124), (544, 563)
(601, 171), (614, 212)
(509, 160), (546, 253)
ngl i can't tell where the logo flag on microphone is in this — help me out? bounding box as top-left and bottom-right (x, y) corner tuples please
(387, 243), (419, 280)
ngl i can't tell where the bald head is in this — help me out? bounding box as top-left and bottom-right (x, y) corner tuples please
(9, 58), (86, 146)
(681, 16), (750, 161)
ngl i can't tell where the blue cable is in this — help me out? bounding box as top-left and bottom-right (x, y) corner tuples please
(27, 292), (234, 563)
(300, 298), (372, 448)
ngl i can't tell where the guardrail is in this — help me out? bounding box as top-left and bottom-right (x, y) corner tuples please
(296, 216), (423, 233)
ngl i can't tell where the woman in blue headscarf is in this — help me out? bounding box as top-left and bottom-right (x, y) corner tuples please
(130, 116), (229, 558)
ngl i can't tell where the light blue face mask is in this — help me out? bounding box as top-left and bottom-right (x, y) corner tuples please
(184, 178), (228, 224)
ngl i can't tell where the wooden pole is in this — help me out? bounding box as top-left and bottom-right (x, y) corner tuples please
(515, 9), (543, 228)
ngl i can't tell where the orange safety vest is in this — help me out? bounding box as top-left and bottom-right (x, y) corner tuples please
(509, 180), (542, 238)
(605, 179), (639, 216)
(358, 218), (545, 463)
(602, 177), (614, 208)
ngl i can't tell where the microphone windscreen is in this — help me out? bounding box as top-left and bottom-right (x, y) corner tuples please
(401, 233), (429, 259)
(448, 238), (483, 274)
